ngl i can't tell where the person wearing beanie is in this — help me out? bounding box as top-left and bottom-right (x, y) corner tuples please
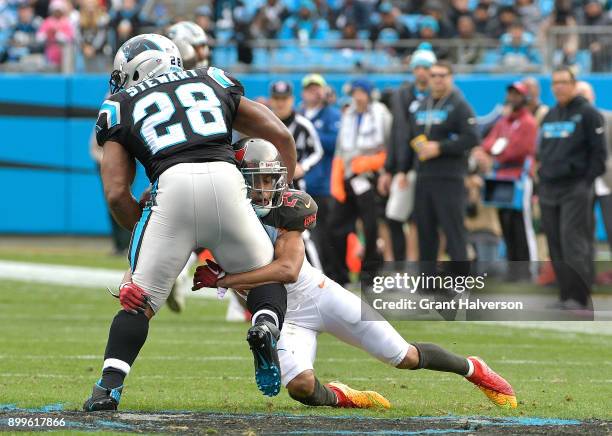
(369, 2), (412, 56)
(328, 79), (391, 285)
(377, 43), (436, 262)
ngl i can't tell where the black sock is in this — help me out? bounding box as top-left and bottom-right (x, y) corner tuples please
(410, 342), (469, 376)
(290, 378), (337, 407)
(253, 313), (277, 326)
(101, 368), (125, 389)
(100, 311), (149, 388)
(246, 283), (287, 329)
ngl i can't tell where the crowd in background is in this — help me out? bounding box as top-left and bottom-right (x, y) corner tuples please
(254, 43), (609, 311)
(3, 0), (612, 72)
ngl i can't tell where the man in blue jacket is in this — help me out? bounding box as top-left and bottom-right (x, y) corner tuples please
(299, 74), (341, 274)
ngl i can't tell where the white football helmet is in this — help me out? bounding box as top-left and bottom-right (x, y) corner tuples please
(167, 21), (208, 47)
(167, 21), (210, 68)
(110, 33), (183, 93)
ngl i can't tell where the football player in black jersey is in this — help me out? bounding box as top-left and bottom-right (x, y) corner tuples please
(84, 34), (296, 411)
(193, 138), (518, 410)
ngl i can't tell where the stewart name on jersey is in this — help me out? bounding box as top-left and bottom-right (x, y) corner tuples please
(95, 67), (244, 182)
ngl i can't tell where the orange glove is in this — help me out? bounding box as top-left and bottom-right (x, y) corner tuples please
(331, 157), (346, 203)
(350, 151), (386, 175)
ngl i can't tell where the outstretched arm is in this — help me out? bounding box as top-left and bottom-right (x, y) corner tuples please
(234, 97), (297, 182)
(217, 230), (304, 290)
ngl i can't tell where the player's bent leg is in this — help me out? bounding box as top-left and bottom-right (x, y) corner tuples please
(83, 310), (150, 412)
(316, 281), (515, 408)
(85, 171), (197, 411)
(397, 344), (516, 408)
(167, 252), (198, 313)
(287, 371), (338, 407)
(317, 280), (410, 367)
(246, 283), (287, 397)
(286, 370), (315, 398)
(201, 163), (287, 396)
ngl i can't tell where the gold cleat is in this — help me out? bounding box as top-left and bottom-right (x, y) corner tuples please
(326, 381), (391, 409)
(466, 356), (517, 409)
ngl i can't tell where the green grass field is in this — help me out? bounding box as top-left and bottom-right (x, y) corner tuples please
(1, 258), (611, 422)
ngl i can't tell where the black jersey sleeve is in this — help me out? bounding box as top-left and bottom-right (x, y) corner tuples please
(203, 66), (245, 118)
(95, 96), (128, 147)
(262, 190), (318, 231)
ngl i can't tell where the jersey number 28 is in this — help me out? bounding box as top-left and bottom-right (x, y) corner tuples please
(133, 82), (227, 154)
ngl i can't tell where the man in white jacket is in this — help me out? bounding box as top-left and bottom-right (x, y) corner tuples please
(328, 79), (392, 284)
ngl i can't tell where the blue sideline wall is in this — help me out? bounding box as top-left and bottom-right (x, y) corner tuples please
(1, 73), (611, 234)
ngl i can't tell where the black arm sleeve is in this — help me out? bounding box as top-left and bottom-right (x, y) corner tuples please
(439, 100), (480, 156)
(584, 107), (607, 184)
(398, 111), (417, 173)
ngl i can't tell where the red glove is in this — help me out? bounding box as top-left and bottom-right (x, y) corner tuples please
(193, 260), (226, 291)
(119, 282), (150, 314)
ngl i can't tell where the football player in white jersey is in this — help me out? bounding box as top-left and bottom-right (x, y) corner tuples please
(194, 138), (518, 410)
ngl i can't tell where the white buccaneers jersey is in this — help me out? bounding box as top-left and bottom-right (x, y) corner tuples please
(265, 223), (324, 304)
(259, 189), (322, 305)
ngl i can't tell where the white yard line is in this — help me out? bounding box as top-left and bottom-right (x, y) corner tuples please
(2, 260), (612, 335)
(0, 259), (216, 299)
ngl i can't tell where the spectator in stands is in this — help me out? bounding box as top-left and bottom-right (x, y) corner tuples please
(282, 0), (322, 43)
(313, 0), (332, 25)
(422, 0), (455, 37)
(299, 74), (341, 277)
(522, 76), (549, 125)
(485, 5), (518, 39)
(449, 0), (470, 28)
(233, 0), (253, 64)
(538, 0), (578, 66)
(109, 0), (144, 53)
(36, 0), (74, 68)
(334, 0), (371, 31)
(6, 4), (42, 63)
(194, 6), (216, 46)
(454, 14), (484, 65)
(539, 67), (606, 311)
(499, 21), (540, 70)
(473, 2), (491, 36)
(369, 2), (412, 56)
(417, 16), (450, 60)
(515, 0), (541, 36)
(77, 0), (109, 72)
(329, 79), (390, 284)
(252, 0), (289, 39)
(34, 1), (51, 19)
(476, 81), (538, 281)
(338, 20), (367, 50)
(379, 43), (436, 261)
(580, 0), (612, 72)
